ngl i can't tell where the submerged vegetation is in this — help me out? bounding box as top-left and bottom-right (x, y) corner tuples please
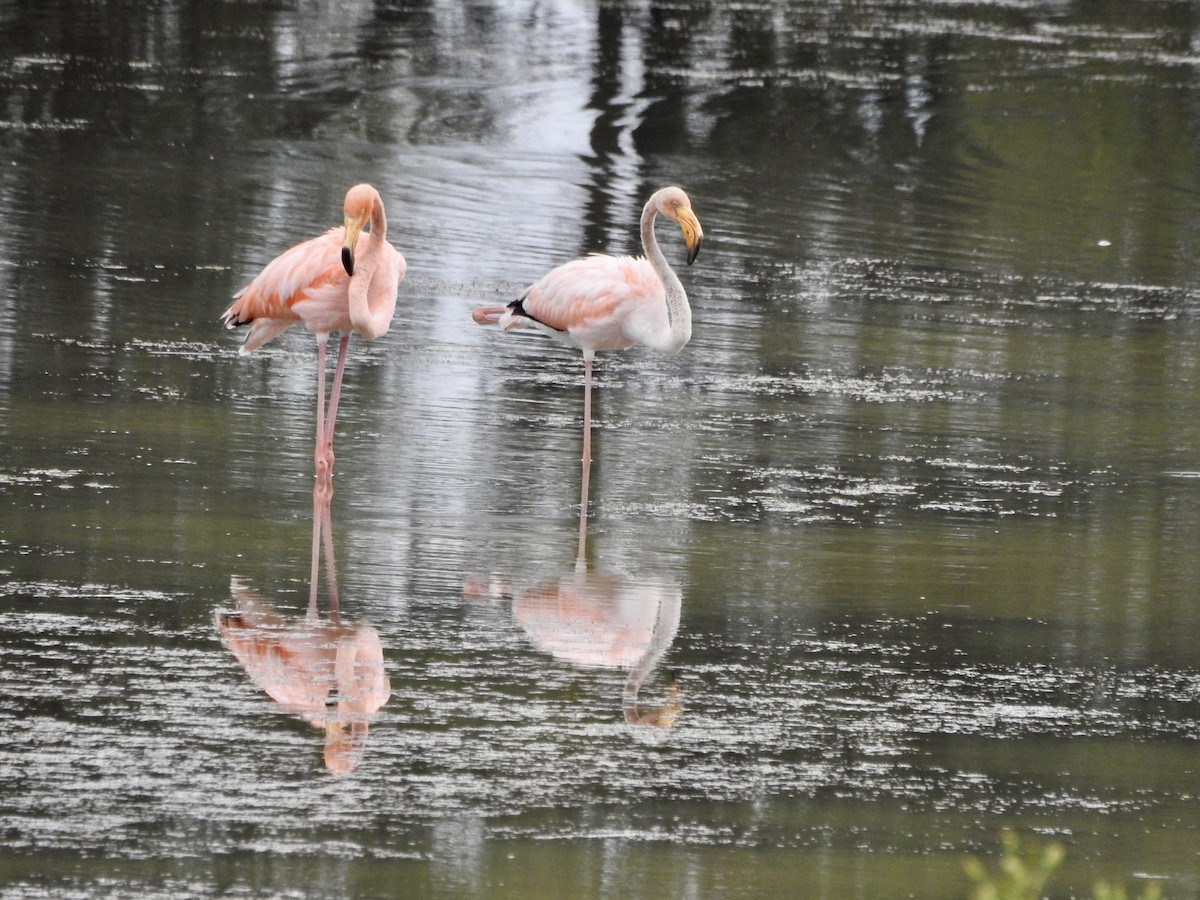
(965, 832), (1164, 900)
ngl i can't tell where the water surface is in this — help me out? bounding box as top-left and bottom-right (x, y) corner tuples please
(3, 1), (1200, 897)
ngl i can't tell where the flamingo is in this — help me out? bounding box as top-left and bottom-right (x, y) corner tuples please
(216, 482), (391, 774)
(221, 183), (406, 483)
(471, 186), (704, 553)
(464, 562), (683, 733)
(463, 510), (683, 734)
(513, 568), (683, 730)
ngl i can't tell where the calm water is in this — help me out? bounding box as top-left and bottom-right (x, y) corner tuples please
(4, 0), (1200, 897)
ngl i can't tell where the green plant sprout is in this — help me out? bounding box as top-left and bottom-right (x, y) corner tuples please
(964, 830), (1163, 900)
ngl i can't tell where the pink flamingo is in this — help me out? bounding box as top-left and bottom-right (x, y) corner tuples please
(221, 184), (406, 483)
(216, 482), (391, 774)
(471, 186), (704, 554)
(513, 568), (683, 729)
(465, 562), (683, 731)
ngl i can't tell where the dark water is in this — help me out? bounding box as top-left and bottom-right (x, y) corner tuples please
(4, 1), (1200, 896)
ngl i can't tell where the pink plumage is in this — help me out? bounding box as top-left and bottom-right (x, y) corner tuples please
(531, 255), (677, 350)
(217, 575), (390, 774)
(223, 228), (353, 353)
(472, 186), (705, 553)
(222, 184), (406, 483)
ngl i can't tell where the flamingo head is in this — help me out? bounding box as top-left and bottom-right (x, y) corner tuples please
(656, 186), (704, 266)
(341, 183), (379, 276)
(626, 671), (684, 730)
(324, 720), (368, 775)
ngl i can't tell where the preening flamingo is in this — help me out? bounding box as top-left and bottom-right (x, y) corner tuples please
(471, 186), (704, 553)
(216, 482), (391, 774)
(222, 183), (406, 483)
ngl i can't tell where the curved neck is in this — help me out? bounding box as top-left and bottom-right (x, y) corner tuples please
(369, 197), (387, 243)
(621, 584), (682, 727)
(641, 196), (691, 353)
(348, 197), (387, 339)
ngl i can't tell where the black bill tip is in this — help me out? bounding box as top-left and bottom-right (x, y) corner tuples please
(341, 246), (354, 276)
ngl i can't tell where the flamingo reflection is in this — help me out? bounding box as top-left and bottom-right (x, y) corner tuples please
(216, 483), (390, 774)
(467, 553), (682, 733)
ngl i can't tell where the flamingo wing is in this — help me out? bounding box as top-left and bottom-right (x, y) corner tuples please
(513, 574), (664, 669)
(517, 255), (668, 352)
(216, 610), (337, 727)
(222, 227), (350, 354)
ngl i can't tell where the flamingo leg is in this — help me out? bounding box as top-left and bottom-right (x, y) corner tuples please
(576, 352), (594, 562)
(307, 480), (329, 619)
(309, 478), (338, 621)
(320, 480), (341, 623)
(321, 333), (351, 480)
(314, 335), (331, 483)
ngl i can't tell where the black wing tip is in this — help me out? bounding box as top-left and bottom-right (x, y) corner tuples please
(510, 296), (563, 332)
